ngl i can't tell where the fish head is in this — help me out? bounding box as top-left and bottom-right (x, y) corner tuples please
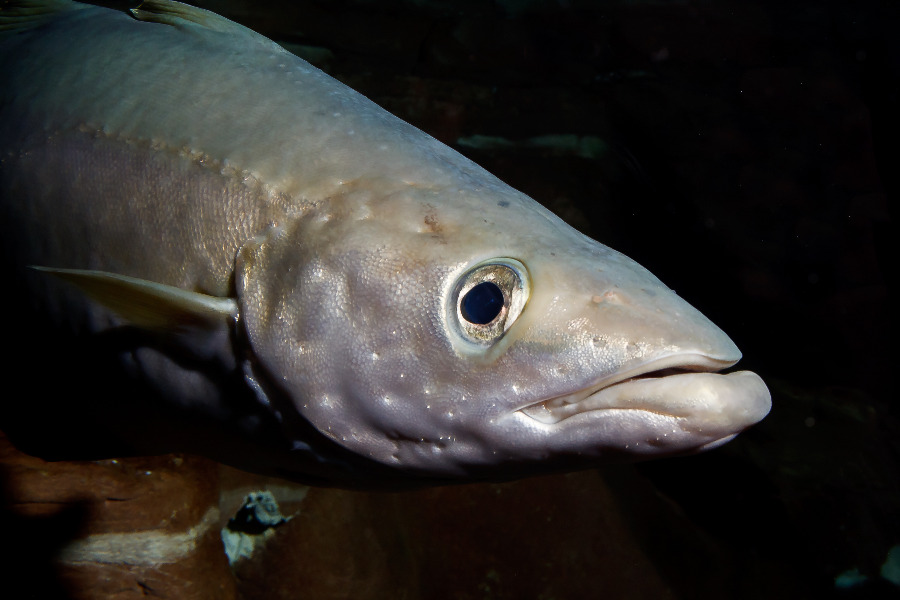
(236, 177), (771, 480)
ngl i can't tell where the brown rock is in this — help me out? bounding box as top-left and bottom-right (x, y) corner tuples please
(229, 471), (678, 600)
(0, 431), (238, 600)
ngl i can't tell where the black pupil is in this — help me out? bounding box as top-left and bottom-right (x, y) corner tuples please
(461, 281), (504, 325)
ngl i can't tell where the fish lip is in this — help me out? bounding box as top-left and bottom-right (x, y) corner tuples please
(517, 353), (737, 425)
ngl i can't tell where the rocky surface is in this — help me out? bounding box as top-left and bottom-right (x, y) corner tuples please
(0, 430), (797, 599)
(0, 431), (236, 599)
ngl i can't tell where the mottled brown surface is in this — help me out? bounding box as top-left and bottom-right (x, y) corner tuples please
(0, 431), (237, 599)
(0, 427), (797, 600)
(234, 470), (681, 600)
(233, 487), (413, 600)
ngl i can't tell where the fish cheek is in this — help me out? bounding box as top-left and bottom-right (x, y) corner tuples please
(232, 221), (449, 457)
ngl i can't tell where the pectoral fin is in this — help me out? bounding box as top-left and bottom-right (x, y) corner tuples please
(31, 266), (238, 332)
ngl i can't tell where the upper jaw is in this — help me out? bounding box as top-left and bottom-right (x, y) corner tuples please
(518, 353), (749, 426)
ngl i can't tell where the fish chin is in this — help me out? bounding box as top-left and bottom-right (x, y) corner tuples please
(519, 369), (771, 454)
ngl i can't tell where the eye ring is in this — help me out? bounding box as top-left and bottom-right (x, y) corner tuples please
(451, 258), (530, 345)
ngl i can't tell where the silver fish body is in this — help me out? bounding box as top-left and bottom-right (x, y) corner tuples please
(0, 0), (770, 485)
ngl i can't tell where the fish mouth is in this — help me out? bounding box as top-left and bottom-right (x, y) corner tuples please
(519, 354), (771, 433)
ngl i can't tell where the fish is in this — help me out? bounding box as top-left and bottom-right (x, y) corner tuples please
(0, 0), (771, 486)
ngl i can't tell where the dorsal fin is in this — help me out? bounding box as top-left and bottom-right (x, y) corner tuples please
(129, 0), (282, 49)
(1, 1), (284, 51)
(0, 0), (83, 33)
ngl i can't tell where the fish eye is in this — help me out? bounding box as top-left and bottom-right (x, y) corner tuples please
(451, 258), (530, 345)
(461, 281), (504, 324)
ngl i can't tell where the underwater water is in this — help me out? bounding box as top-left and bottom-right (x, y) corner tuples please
(0, 0), (895, 598)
